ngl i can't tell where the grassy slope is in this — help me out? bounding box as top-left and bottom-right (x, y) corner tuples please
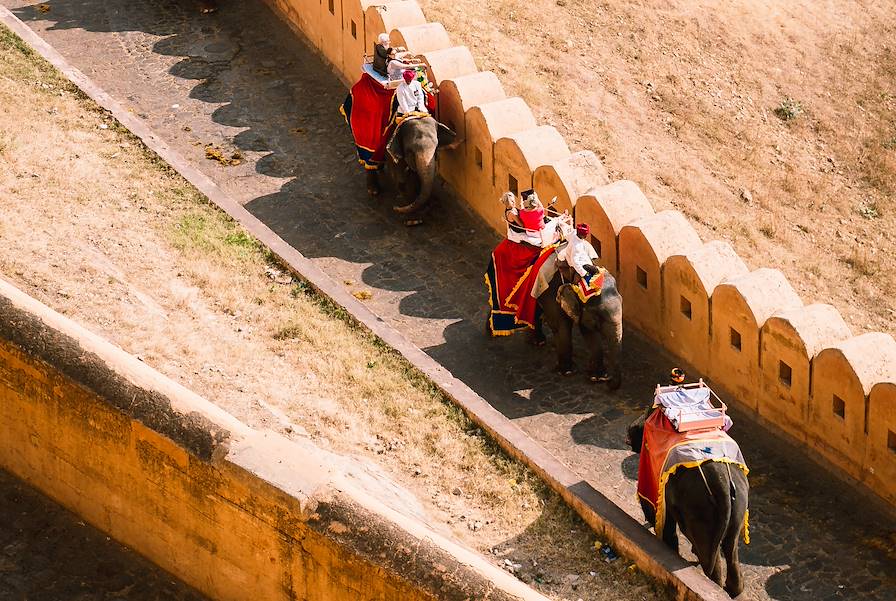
(422, 0), (896, 335)
(0, 25), (667, 601)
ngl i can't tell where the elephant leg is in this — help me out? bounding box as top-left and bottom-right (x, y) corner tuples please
(661, 509), (680, 554)
(599, 311), (623, 390)
(554, 316), (574, 375)
(722, 526), (744, 597)
(723, 474), (748, 597)
(365, 169), (380, 197)
(580, 326), (607, 381)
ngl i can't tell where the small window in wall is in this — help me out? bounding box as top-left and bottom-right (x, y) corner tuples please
(350, 20), (357, 39)
(679, 296), (692, 320)
(328, 0), (335, 15)
(778, 361), (792, 387)
(474, 147), (483, 170)
(592, 237), (602, 258)
(508, 174), (518, 195)
(888, 430), (896, 454)
(833, 395), (845, 420)
(636, 266), (648, 289)
(729, 327), (741, 351)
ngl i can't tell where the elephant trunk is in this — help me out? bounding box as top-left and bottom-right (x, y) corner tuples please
(394, 147), (435, 214)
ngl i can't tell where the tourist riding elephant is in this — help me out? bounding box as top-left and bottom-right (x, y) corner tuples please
(535, 267), (623, 388)
(367, 116), (456, 216)
(626, 412), (749, 597)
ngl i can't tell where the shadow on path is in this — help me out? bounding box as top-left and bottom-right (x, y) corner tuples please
(7, 1), (896, 598)
(0, 468), (206, 600)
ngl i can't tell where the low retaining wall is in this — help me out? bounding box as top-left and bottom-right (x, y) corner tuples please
(261, 0), (896, 507)
(0, 278), (548, 601)
(0, 12), (728, 599)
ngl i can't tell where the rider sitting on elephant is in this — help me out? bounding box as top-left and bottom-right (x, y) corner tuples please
(372, 33), (422, 80)
(501, 190), (563, 248)
(396, 69), (428, 117)
(564, 223), (600, 277)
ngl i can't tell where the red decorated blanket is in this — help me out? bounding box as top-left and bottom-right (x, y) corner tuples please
(340, 73), (397, 171)
(637, 408), (748, 539)
(485, 240), (557, 335)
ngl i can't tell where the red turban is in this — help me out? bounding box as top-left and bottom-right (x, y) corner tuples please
(575, 223), (590, 238)
(402, 69), (415, 83)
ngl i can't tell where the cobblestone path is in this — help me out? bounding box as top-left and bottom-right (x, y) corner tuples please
(5, 0), (896, 599)
(0, 468), (206, 601)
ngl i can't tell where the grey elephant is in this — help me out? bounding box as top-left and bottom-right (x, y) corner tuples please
(626, 412), (749, 597)
(535, 268), (623, 388)
(368, 116), (456, 219)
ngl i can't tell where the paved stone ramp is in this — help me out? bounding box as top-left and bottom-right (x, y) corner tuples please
(5, 0), (896, 599)
(0, 468), (206, 601)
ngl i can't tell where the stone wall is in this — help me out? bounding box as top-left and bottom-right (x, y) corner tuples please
(265, 0), (896, 507)
(0, 278), (548, 601)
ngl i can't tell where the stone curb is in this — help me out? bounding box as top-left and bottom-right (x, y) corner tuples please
(0, 9), (729, 600)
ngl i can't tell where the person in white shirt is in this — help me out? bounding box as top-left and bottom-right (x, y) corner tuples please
(395, 69), (428, 116)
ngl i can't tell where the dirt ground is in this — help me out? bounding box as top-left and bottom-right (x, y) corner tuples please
(0, 25), (668, 601)
(420, 0), (896, 336)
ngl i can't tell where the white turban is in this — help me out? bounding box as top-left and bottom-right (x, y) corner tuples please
(377, 33), (390, 45)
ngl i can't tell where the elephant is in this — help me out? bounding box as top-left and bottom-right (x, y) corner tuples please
(626, 411), (749, 597)
(366, 116), (456, 220)
(534, 266), (623, 388)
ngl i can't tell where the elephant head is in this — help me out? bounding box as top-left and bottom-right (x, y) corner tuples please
(391, 117), (455, 215)
(556, 283), (581, 325)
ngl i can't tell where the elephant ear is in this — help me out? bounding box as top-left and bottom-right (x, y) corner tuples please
(556, 283), (581, 325)
(436, 121), (457, 147)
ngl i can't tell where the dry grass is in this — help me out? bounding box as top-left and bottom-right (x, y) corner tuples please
(0, 25), (668, 601)
(420, 0), (896, 334)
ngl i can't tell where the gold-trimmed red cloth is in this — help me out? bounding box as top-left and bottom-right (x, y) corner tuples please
(503, 243), (558, 330)
(485, 240), (553, 336)
(637, 409), (750, 542)
(573, 269), (605, 304)
(340, 73), (397, 171)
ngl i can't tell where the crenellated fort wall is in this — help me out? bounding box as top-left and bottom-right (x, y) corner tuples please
(266, 0), (896, 506)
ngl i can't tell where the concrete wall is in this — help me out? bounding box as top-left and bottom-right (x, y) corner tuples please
(265, 0), (896, 510)
(867, 382), (896, 505)
(809, 333), (896, 479)
(494, 125), (569, 204)
(0, 279), (548, 601)
(464, 97), (536, 230)
(573, 180), (655, 276)
(663, 241), (748, 375)
(709, 269), (802, 412)
(533, 150), (609, 217)
(758, 304), (852, 440)
(618, 211), (701, 343)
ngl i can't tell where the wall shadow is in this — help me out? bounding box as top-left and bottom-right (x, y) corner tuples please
(8, 1), (896, 599)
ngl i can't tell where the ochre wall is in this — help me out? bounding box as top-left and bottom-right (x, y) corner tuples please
(573, 180), (654, 276)
(266, 0), (896, 507)
(662, 241), (747, 375)
(533, 150), (609, 217)
(709, 269), (802, 412)
(494, 125), (569, 204)
(758, 304), (851, 440)
(618, 211), (701, 343)
(866, 382), (896, 505)
(809, 334), (896, 479)
(0, 280), (548, 601)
